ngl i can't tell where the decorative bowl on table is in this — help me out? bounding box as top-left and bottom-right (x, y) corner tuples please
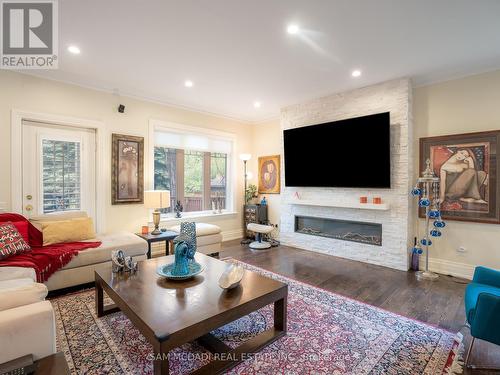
(218, 264), (245, 290)
(156, 262), (204, 280)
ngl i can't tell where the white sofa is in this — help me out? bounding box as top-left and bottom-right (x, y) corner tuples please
(169, 223), (222, 255)
(29, 211), (148, 291)
(0, 267), (56, 364)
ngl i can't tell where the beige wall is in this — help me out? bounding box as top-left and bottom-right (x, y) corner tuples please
(414, 69), (500, 276)
(0, 71), (253, 236)
(249, 119), (282, 228)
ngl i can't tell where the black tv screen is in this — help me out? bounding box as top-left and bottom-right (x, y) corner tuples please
(283, 112), (391, 188)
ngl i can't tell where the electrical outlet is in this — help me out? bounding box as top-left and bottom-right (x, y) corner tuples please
(457, 246), (466, 253)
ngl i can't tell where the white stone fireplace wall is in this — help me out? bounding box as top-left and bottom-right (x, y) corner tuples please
(279, 79), (413, 271)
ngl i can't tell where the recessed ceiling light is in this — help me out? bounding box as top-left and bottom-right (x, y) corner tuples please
(184, 80), (194, 88)
(67, 45), (81, 54)
(351, 70), (362, 77)
(253, 101), (261, 109)
(287, 24), (299, 35)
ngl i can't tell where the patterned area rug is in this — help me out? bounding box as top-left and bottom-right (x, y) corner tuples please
(51, 260), (463, 374)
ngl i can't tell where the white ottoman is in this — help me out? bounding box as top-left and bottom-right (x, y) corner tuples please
(169, 223), (222, 255)
(247, 223), (274, 250)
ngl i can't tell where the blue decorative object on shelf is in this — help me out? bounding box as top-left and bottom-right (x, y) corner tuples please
(430, 229), (442, 237)
(260, 196), (267, 206)
(411, 188), (422, 197)
(428, 210), (441, 218)
(421, 238), (432, 246)
(433, 220), (446, 228)
(156, 262), (204, 280)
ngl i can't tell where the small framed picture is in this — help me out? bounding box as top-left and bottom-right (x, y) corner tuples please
(111, 134), (144, 205)
(258, 155), (281, 194)
(419, 130), (500, 224)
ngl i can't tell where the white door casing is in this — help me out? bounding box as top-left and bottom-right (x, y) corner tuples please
(22, 121), (96, 219)
(11, 110), (107, 233)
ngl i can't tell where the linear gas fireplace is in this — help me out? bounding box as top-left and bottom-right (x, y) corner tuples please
(295, 216), (382, 246)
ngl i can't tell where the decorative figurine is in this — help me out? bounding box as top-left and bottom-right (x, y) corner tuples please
(111, 250), (125, 273)
(171, 222), (197, 277)
(411, 158), (447, 281)
(219, 264), (245, 290)
(156, 222), (204, 280)
(174, 200), (183, 218)
(181, 222), (197, 255)
(111, 249), (138, 273)
(124, 256), (138, 273)
(172, 239), (191, 276)
(260, 196), (267, 206)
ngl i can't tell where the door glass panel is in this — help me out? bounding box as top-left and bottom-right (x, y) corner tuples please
(42, 139), (81, 213)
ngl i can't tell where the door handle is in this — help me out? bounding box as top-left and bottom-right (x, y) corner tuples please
(25, 204), (33, 211)
(26, 194), (32, 200)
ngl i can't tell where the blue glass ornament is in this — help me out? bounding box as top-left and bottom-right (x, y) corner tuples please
(419, 198), (431, 207)
(411, 188), (422, 197)
(428, 210), (441, 219)
(420, 238), (432, 246)
(172, 242), (190, 276)
(433, 220), (446, 228)
(430, 229), (442, 237)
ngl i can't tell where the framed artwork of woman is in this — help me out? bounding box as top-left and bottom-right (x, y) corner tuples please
(419, 130), (500, 224)
(258, 155), (281, 194)
(111, 134), (144, 204)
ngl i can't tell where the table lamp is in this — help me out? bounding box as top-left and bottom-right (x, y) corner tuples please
(144, 190), (170, 235)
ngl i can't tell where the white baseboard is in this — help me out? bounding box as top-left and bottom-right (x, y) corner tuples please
(427, 258), (475, 280)
(222, 229), (244, 242)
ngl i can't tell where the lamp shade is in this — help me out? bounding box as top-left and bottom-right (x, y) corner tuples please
(239, 153), (251, 161)
(144, 190), (171, 209)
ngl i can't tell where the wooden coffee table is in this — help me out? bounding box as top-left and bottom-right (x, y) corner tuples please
(95, 254), (288, 375)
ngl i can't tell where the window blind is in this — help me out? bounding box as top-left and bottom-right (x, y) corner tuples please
(154, 129), (233, 154)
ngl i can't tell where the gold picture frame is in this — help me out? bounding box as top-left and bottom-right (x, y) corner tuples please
(258, 155), (280, 194)
(111, 134), (144, 205)
(419, 130), (500, 224)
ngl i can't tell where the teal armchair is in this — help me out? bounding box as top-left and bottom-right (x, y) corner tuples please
(464, 266), (500, 370)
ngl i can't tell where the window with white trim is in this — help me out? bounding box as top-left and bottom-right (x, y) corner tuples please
(153, 126), (233, 215)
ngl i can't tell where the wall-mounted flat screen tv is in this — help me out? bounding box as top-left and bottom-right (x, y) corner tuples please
(283, 112), (391, 188)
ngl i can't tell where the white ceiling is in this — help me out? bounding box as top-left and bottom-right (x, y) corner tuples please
(29, 0), (500, 122)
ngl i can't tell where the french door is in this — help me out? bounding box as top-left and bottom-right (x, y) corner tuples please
(21, 120), (96, 222)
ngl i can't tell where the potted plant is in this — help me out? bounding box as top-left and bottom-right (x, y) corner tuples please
(245, 184), (258, 204)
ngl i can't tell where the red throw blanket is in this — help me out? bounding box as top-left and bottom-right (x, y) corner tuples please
(0, 213), (101, 282)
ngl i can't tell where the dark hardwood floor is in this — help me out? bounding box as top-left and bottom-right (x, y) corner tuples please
(220, 239), (500, 374)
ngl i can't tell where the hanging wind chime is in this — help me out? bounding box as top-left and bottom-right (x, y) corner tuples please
(410, 159), (446, 281)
